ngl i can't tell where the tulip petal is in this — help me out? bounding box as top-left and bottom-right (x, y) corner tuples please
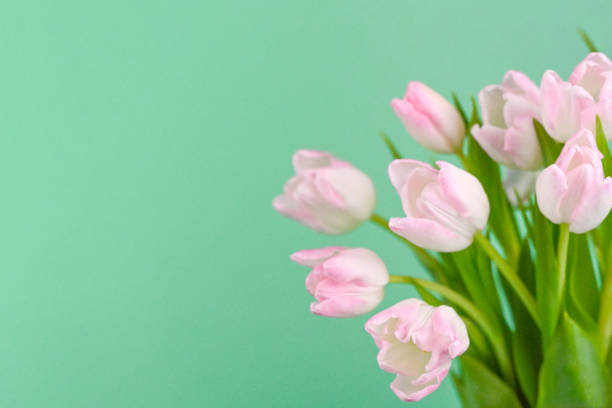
(292, 149), (336, 172)
(389, 216), (472, 252)
(570, 179), (612, 233)
(322, 248), (389, 286)
(388, 159), (436, 194)
(536, 165), (567, 224)
(437, 161), (490, 229)
(290, 247), (345, 267)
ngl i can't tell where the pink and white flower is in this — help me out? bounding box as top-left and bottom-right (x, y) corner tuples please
(365, 299), (469, 401)
(471, 71), (543, 170)
(536, 129), (612, 233)
(391, 82), (465, 153)
(273, 150), (376, 234)
(388, 159), (489, 252)
(291, 247), (389, 317)
(541, 70), (595, 142)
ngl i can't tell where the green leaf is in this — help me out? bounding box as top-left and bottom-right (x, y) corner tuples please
(379, 131), (402, 160)
(455, 355), (523, 408)
(577, 28), (599, 53)
(537, 314), (612, 408)
(468, 95), (482, 127)
(566, 234), (600, 333)
(533, 119), (563, 166)
(452, 92), (469, 128)
(509, 240), (541, 406)
(465, 130), (519, 260)
(532, 200), (561, 347)
(595, 116), (612, 177)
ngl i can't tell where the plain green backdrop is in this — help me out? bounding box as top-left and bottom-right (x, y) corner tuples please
(0, 1), (609, 407)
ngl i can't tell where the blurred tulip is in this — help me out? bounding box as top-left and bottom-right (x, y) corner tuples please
(504, 168), (538, 206)
(273, 150), (376, 234)
(388, 159), (489, 252)
(536, 129), (612, 233)
(391, 82), (465, 153)
(365, 299), (469, 402)
(569, 52), (612, 99)
(471, 71), (543, 170)
(291, 247), (389, 317)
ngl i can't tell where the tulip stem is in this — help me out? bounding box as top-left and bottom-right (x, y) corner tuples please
(474, 233), (541, 328)
(557, 222), (570, 310)
(389, 274), (515, 386)
(598, 250), (612, 361)
(370, 213), (446, 283)
(455, 149), (469, 169)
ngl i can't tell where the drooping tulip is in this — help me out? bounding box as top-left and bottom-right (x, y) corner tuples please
(541, 70), (594, 142)
(365, 299), (469, 401)
(391, 82), (465, 153)
(291, 247), (389, 317)
(388, 159), (489, 252)
(471, 71), (543, 170)
(536, 129), (612, 233)
(273, 150), (376, 234)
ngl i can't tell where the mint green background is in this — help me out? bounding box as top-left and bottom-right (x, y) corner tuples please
(0, 1), (608, 407)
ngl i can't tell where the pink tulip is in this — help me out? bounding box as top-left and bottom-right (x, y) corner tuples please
(291, 247), (389, 317)
(569, 52), (612, 99)
(581, 72), (612, 140)
(541, 70), (594, 142)
(365, 299), (469, 402)
(536, 129), (612, 233)
(391, 82), (465, 153)
(471, 71), (543, 170)
(273, 150), (376, 234)
(388, 159), (489, 252)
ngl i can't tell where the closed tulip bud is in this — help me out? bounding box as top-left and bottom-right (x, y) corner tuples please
(273, 150), (376, 234)
(541, 70), (594, 142)
(388, 159), (489, 252)
(536, 129), (612, 233)
(471, 71), (543, 170)
(569, 52), (612, 99)
(365, 299), (469, 402)
(291, 247), (389, 317)
(391, 82), (465, 153)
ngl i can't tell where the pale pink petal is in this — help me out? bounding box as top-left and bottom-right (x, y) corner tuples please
(290, 247), (345, 267)
(387, 159), (436, 193)
(322, 248), (389, 286)
(389, 216), (472, 252)
(570, 179), (612, 233)
(535, 165), (567, 224)
(471, 124), (513, 166)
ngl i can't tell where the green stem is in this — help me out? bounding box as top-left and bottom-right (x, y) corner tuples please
(598, 262), (612, 361)
(370, 213), (446, 282)
(455, 149), (469, 169)
(474, 233), (540, 328)
(389, 275), (515, 386)
(557, 223), (570, 309)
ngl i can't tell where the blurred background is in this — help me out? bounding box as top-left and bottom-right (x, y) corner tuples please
(0, 1), (609, 407)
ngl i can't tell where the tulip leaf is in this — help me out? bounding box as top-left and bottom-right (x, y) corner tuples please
(465, 130), (519, 260)
(536, 314), (612, 408)
(577, 28), (599, 52)
(595, 116), (612, 177)
(509, 240), (541, 406)
(533, 119), (563, 166)
(468, 95), (482, 127)
(566, 234), (600, 333)
(531, 199), (561, 347)
(452, 92), (469, 128)
(378, 131), (402, 160)
(455, 355), (523, 408)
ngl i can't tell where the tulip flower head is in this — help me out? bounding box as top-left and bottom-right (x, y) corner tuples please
(273, 150), (376, 234)
(471, 71), (543, 170)
(391, 82), (465, 154)
(291, 247), (389, 317)
(569, 52), (612, 100)
(541, 70), (595, 142)
(388, 159), (489, 252)
(365, 299), (469, 402)
(536, 129), (612, 233)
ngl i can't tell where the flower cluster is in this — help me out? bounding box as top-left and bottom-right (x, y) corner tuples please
(273, 49), (612, 405)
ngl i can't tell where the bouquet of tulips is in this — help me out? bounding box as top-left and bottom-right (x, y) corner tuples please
(273, 33), (612, 407)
